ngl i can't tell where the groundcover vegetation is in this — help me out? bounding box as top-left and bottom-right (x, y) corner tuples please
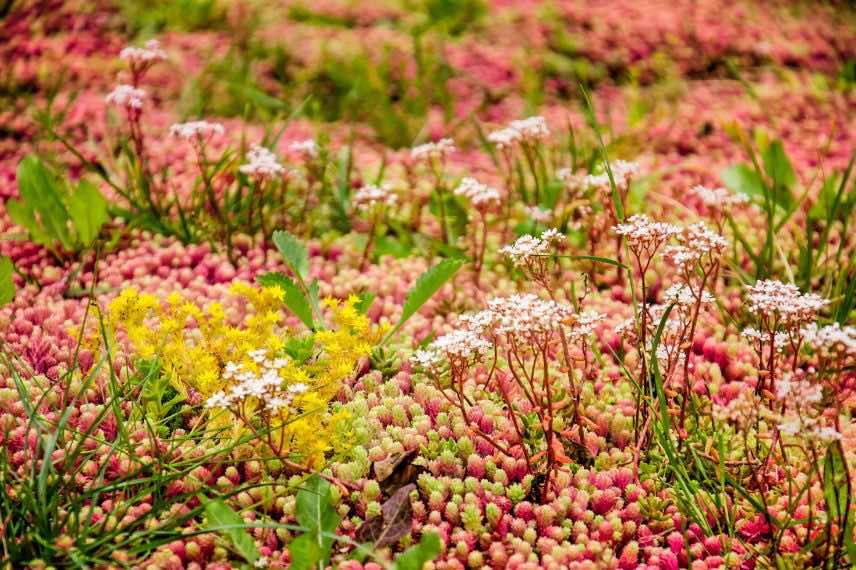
(0, 1), (855, 568)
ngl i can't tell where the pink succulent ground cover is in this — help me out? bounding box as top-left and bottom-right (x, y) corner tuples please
(1, 1), (855, 569)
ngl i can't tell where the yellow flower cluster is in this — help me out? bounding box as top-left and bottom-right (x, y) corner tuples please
(107, 286), (377, 468)
(108, 282), (284, 399)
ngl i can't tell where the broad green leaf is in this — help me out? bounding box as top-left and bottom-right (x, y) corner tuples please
(199, 496), (259, 564)
(393, 532), (441, 570)
(374, 234), (415, 259)
(288, 532), (324, 570)
(762, 140), (796, 192)
(16, 155), (74, 251)
(721, 164), (764, 199)
(7, 196), (53, 248)
(384, 257), (465, 341)
(0, 256), (15, 307)
(257, 272), (314, 330)
(273, 229), (309, 281)
(291, 475), (340, 569)
(66, 180), (108, 246)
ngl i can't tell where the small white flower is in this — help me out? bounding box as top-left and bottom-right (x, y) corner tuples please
(426, 330), (492, 364)
(613, 214), (681, 253)
(106, 84), (146, 110)
(205, 392), (232, 409)
(290, 139), (319, 158)
(170, 120), (225, 140)
(584, 160), (640, 190)
(745, 280), (828, 326)
(353, 184), (397, 209)
(691, 185), (749, 209)
(662, 283), (715, 308)
(811, 426), (842, 442)
(120, 39), (167, 64)
(741, 327), (788, 350)
(526, 206), (552, 224)
(411, 138), (455, 161)
(488, 116), (549, 149)
(454, 177), (501, 209)
(662, 223), (728, 271)
(499, 228), (565, 266)
(801, 322), (856, 356)
(239, 145), (285, 179)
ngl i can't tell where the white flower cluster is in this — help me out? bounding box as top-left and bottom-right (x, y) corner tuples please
(290, 139), (319, 158)
(740, 327), (788, 350)
(567, 310), (606, 340)
(663, 222), (728, 271)
(691, 185), (749, 208)
(410, 138), (455, 161)
(584, 160), (640, 190)
(745, 280), (828, 325)
(205, 349), (307, 413)
(662, 283), (715, 308)
(454, 177), (502, 209)
(170, 120), (225, 140)
(775, 375), (822, 404)
(801, 322), (856, 356)
(120, 39), (167, 65)
(526, 205), (553, 223)
(488, 116), (549, 149)
(106, 84), (146, 110)
(239, 145), (286, 179)
(412, 329), (492, 372)
(613, 214), (681, 251)
(414, 293), (598, 374)
(472, 294), (575, 338)
(780, 422), (842, 443)
(653, 341), (685, 371)
(499, 228), (565, 266)
(353, 184), (397, 209)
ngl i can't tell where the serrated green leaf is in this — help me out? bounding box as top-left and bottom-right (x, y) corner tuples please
(0, 256), (15, 306)
(66, 180), (108, 246)
(199, 496), (259, 564)
(273, 229), (310, 281)
(257, 272), (314, 330)
(384, 257), (465, 342)
(393, 532), (441, 570)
